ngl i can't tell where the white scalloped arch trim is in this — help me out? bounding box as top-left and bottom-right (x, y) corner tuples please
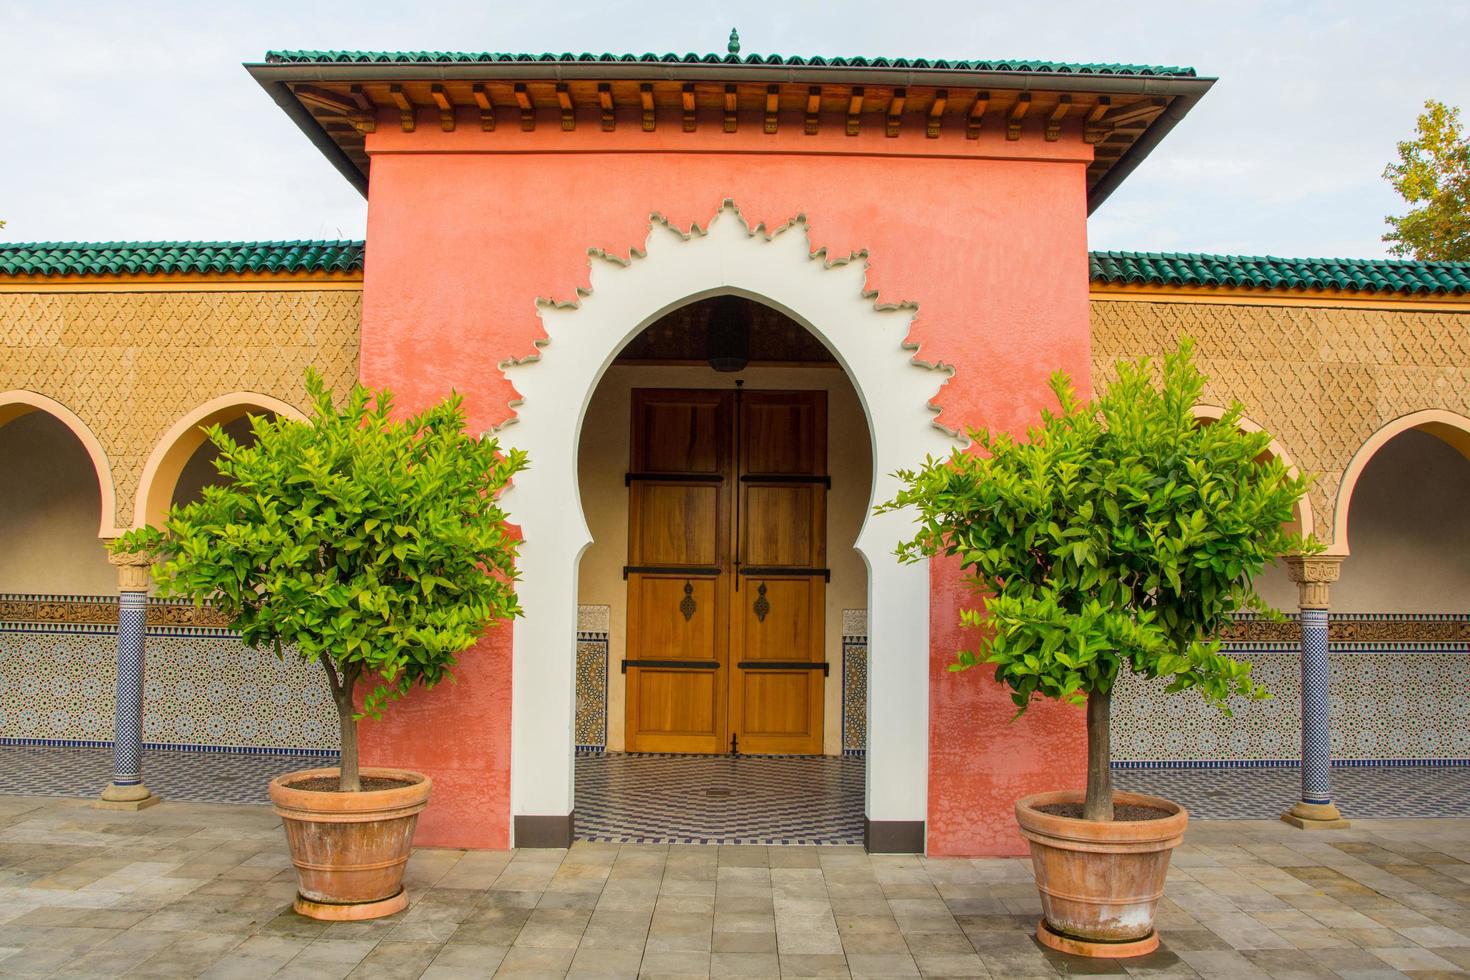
(497, 202), (960, 840)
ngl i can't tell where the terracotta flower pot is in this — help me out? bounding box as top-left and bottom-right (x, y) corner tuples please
(268, 766), (432, 920)
(1015, 789), (1188, 958)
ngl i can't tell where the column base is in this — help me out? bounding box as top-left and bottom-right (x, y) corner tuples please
(97, 783), (161, 811)
(1280, 801), (1349, 830)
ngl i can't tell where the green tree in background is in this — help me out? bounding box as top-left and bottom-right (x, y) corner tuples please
(1383, 100), (1470, 261)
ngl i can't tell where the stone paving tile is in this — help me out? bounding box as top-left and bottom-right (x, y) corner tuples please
(1, 798), (1470, 977)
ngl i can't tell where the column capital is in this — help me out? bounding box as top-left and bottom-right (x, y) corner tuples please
(105, 545), (154, 594)
(1284, 555), (1342, 610)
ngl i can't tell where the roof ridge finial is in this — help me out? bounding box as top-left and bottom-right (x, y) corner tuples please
(727, 28), (740, 55)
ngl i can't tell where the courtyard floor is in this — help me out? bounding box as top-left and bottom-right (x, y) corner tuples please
(2, 795), (1470, 978)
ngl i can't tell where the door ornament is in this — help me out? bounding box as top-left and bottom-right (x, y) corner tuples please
(679, 581), (697, 621)
(753, 582), (770, 623)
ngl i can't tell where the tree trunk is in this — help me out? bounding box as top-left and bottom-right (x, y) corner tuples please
(1082, 688), (1114, 822)
(321, 659), (361, 792)
(336, 697), (360, 793)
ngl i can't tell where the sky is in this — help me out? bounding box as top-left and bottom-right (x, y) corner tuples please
(4, 1), (1467, 258)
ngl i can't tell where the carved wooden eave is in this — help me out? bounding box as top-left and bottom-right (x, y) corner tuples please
(246, 60), (1213, 213)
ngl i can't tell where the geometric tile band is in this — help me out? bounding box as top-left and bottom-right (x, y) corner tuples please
(1112, 642), (1470, 765)
(842, 630), (867, 755)
(0, 623), (339, 753)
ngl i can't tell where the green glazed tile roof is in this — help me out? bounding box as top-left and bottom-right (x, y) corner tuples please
(0, 240), (365, 277)
(262, 49), (1197, 77)
(1090, 252), (1470, 295)
(4, 241), (1466, 296)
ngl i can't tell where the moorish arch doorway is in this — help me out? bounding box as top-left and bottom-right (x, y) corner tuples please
(498, 204), (958, 850)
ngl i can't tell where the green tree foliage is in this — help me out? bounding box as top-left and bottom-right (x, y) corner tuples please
(1383, 100), (1470, 261)
(114, 372), (527, 790)
(883, 342), (1312, 819)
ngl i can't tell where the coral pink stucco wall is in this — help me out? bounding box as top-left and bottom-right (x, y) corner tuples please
(358, 108), (1090, 855)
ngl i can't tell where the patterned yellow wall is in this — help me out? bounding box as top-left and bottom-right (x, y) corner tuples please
(0, 283), (360, 529)
(1090, 297), (1470, 548)
(4, 278), (1466, 555)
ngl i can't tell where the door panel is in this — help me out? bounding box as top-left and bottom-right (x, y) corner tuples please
(742, 486), (820, 567)
(632, 484), (720, 565)
(743, 398), (822, 475)
(634, 669), (719, 737)
(634, 396), (725, 474)
(738, 672), (815, 737)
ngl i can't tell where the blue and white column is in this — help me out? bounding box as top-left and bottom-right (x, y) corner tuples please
(1282, 556), (1347, 829)
(98, 549), (159, 810)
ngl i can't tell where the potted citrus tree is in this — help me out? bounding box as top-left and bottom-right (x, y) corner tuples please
(884, 342), (1310, 957)
(114, 372), (525, 920)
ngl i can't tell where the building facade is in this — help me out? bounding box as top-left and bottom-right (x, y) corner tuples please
(2, 44), (1468, 855)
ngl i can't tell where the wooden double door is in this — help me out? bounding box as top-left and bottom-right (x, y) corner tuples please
(624, 388), (828, 755)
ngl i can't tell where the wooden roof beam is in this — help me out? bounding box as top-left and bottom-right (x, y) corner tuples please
(846, 87), (864, 136)
(1007, 92), (1032, 140)
(765, 84), (780, 134)
(514, 83), (534, 131)
(388, 84), (416, 132)
(598, 83), (615, 131)
(430, 84), (455, 132)
(1083, 96), (1111, 143)
(926, 88), (948, 139)
(1045, 94), (1072, 141)
(886, 87), (906, 138)
(966, 91), (989, 140)
(556, 83), (575, 130)
(298, 84), (376, 135)
(295, 84), (356, 115)
(724, 84), (738, 133)
(640, 83), (655, 132)
(1098, 97), (1167, 128)
(472, 84), (495, 131)
(805, 86), (821, 135)
(683, 83), (697, 132)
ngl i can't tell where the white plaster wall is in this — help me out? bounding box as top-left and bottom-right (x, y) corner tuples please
(1334, 429), (1470, 613)
(576, 364), (871, 754)
(0, 412), (113, 594)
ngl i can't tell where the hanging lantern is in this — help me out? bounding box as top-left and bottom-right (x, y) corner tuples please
(706, 296), (750, 372)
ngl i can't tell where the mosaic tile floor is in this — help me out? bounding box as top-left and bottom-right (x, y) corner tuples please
(575, 752), (865, 845)
(0, 745), (333, 805)
(1116, 765), (1470, 819)
(3, 744), (1465, 830)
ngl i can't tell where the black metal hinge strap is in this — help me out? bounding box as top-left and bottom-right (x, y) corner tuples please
(621, 659), (721, 673)
(625, 472), (725, 485)
(737, 660), (831, 676)
(737, 566), (831, 582)
(623, 565), (721, 579)
(740, 474), (832, 488)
